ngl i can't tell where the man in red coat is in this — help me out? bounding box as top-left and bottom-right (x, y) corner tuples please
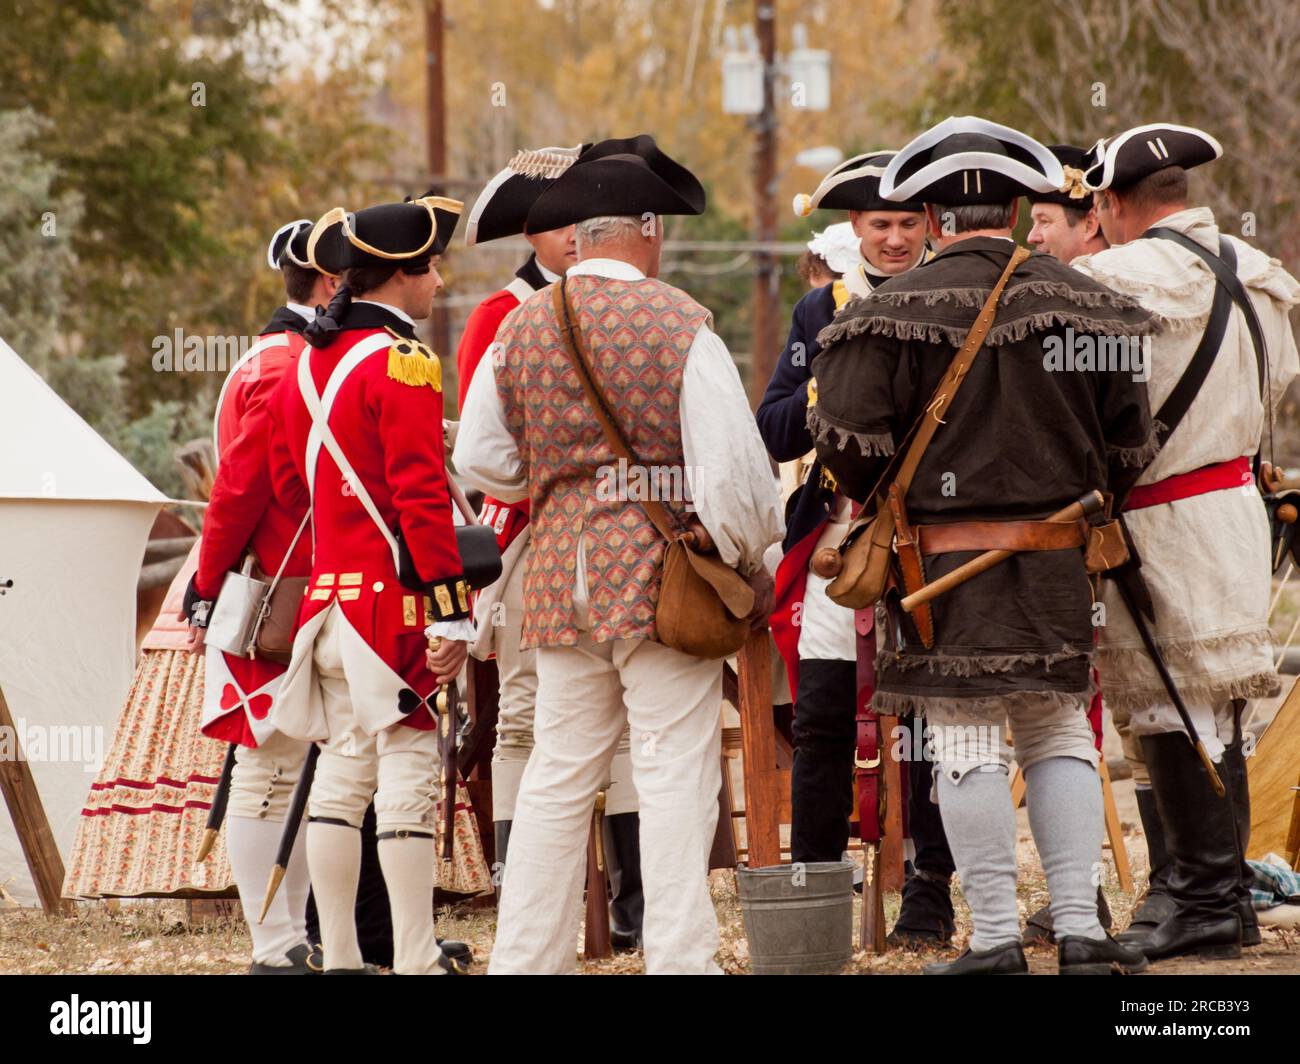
(457, 145), (644, 948)
(265, 195), (473, 975)
(185, 220), (331, 973)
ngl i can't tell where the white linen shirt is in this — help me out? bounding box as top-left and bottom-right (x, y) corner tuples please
(454, 257), (784, 598)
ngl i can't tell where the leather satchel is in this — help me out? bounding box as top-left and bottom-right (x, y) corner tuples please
(251, 510), (312, 664)
(552, 280), (755, 659)
(826, 245), (1033, 612)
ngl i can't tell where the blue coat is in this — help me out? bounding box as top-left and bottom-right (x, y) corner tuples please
(755, 282), (839, 551)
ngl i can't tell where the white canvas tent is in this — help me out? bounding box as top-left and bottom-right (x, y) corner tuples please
(0, 336), (164, 905)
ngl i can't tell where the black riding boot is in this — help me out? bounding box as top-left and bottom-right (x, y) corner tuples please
(1221, 734), (1262, 946)
(1117, 786), (1176, 944)
(1023, 888), (1112, 946)
(1131, 733), (1242, 962)
(493, 820), (511, 905)
(790, 659), (856, 864)
(602, 812), (645, 950)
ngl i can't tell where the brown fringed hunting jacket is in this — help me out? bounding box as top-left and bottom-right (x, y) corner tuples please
(809, 237), (1158, 712)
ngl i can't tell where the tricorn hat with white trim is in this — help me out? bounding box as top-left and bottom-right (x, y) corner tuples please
(267, 219), (314, 270)
(464, 145), (584, 246)
(307, 196), (463, 277)
(880, 116), (1064, 205)
(524, 134), (705, 233)
(792, 151), (924, 217)
(1082, 123), (1221, 192)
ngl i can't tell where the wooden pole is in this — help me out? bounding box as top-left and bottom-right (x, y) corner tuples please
(0, 684), (71, 915)
(748, 0), (779, 407)
(736, 629), (781, 867)
(583, 797), (612, 959)
(424, 0), (452, 365)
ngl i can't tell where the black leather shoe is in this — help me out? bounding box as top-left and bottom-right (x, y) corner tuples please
(493, 820), (511, 906)
(1131, 734), (1245, 963)
(437, 937), (473, 965)
(1023, 887), (1112, 946)
(1117, 889), (1178, 946)
(887, 868), (955, 949)
(248, 942), (313, 975)
(436, 952), (468, 975)
(923, 941), (1028, 975)
(1058, 933), (1148, 975)
(324, 964), (382, 974)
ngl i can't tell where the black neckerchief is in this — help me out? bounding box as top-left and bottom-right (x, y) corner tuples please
(515, 253), (550, 292)
(333, 301), (419, 340)
(258, 305), (310, 336)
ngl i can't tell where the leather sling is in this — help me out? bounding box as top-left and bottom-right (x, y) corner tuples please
(826, 245), (1033, 648)
(551, 278), (754, 658)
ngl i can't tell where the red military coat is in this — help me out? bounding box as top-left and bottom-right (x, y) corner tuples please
(267, 303), (469, 741)
(455, 278), (532, 552)
(196, 311), (315, 747)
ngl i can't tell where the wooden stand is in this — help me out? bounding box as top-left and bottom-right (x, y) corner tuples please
(0, 684), (72, 915)
(582, 799), (612, 960)
(734, 630), (781, 868)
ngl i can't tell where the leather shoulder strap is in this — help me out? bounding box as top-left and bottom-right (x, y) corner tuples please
(1143, 228), (1267, 402)
(551, 279), (685, 544)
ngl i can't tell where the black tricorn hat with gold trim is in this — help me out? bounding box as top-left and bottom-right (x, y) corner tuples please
(524, 134), (705, 233)
(1028, 145), (1096, 210)
(307, 196), (463, 277)
(792, 151), (924, 216)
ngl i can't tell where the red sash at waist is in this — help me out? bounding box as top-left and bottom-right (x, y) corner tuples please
(1123, 456), (1252, 511)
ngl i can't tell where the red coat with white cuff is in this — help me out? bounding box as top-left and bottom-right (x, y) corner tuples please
(195, 315), (314, 748)
(266, 308), (470, 741)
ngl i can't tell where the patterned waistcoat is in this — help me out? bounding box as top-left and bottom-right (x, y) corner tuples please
(495, 273), (710, 649)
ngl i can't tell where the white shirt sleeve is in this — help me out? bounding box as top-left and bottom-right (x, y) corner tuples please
(680, 324), (785, 575)
(452, 350), (528, 503)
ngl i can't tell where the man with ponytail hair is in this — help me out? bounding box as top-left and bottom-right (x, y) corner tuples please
(263, 196), (476, 975)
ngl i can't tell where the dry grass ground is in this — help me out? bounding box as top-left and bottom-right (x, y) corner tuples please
(3, 822), (1296, 975)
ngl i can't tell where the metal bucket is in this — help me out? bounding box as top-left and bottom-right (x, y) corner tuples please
(736, 860), (855, 975)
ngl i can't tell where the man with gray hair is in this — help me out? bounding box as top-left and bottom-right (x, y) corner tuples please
(456, 135), (783, 973)
(1073, 124), (1300, 962)
(811, 116), (1158, 975)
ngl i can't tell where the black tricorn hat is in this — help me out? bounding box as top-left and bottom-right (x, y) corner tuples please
(464, 145), (585, 246)
(880, 116), (1063, 206)
(1083, 123), (1221, 192)
(307, 196), (464, 277)
(524, 134), (705, 233)
(267, 218), (314, 270)
(792, 151), (924, 216)
(1028, 145), (1096, 210)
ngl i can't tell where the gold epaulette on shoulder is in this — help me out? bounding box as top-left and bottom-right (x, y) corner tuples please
(384, 326), (442, 391)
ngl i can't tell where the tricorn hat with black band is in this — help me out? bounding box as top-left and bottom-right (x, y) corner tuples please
(1028, 145), (1097, 210)
(267, 219), (315, 270)
(1082, 123), (1221, 192)
(880, 115), (1064, 206)
(792, 151), (924, 217)
(524, 134), (705, 233)
(465, 145), (585, 246)
(307, 196), (464, 277)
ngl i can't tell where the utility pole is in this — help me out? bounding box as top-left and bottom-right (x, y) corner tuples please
(425, 0), (451, 361)
(750, 2), (779, 408)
